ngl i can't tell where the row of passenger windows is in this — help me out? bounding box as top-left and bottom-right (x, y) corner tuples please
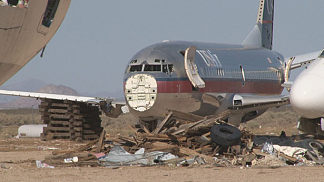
(202, 67), (279, 80)
(129, 64), (174, 73)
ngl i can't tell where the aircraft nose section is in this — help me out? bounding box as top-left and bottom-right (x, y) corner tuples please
(124, 74), (158, 112)
(290, 71), (324, 118)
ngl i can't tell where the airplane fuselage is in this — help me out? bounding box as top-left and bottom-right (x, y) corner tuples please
(123, 41), (284, 123)
(290, 56), (324, 119)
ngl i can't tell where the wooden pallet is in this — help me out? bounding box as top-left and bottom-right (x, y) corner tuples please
(40, 99), (103, 141)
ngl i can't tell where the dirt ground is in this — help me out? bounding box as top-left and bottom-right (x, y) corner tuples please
(1, 107), (324, 182)
(1, 139), (324, 182)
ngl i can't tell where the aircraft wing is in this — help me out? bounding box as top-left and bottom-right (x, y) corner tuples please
(285, 49), (324, 71)
(218, 94), (290, 126)
(283, 49), (324, 89)
(0, 89), (128, 117)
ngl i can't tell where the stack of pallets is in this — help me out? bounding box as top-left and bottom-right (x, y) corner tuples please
(39, 99), (102, 141)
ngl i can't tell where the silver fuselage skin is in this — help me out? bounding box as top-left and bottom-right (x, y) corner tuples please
(123, 41), (284, 122)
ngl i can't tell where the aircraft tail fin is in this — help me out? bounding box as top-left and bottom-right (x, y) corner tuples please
(242, 0), (274, 50)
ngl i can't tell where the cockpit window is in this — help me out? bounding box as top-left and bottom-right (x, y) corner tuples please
(129, 65), (143, 72)
(162, 64), (173, 73)
(128, 61), (173, 73)
(144, 65), (161, 72)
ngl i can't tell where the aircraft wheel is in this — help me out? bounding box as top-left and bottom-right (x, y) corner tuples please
(210, 124), (242, 146)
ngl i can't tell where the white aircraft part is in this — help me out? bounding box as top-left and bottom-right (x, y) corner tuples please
(121, 105), (129, 114)
(233, 94), (288, 107)
(17, 124), (47, 138)
(290, 58), (324, 118)
(125, 74), (157, 112)
(0, 90), (101, 103)
(321, 118), (324, 131)
(184, 46), (205, 88)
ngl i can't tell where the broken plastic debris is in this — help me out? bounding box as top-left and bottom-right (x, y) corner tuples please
(273, 145), (307, 158)
(64, 157), (78, 163)
(121, 106), (129, 113)
(37, 146), (59, 151)
(261, 142), (274, 155)
(178, 156), (206, 166)
(36, 160), (54, 168)
(99, 146), (178, 166)
(93, 153), (106, 159)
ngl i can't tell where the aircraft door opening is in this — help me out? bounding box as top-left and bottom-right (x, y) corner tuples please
(38, 0), (61, 35)
(184, 46), (205, 89)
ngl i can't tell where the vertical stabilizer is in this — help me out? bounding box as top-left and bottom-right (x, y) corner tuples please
(242, 0), (274, 50)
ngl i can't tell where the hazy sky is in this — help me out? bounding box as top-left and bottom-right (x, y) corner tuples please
(2, 0), (324, 94)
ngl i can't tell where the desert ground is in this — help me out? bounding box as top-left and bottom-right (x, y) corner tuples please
(1, 107), (324, 182)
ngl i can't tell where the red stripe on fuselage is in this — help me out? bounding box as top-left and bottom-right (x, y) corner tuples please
(156, 80), (282, 94)
(262, 20), (273, 24)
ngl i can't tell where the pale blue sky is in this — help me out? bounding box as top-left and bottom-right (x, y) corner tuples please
(2, 0), (324, 94)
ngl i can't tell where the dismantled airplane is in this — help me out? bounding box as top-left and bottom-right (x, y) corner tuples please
(0, 0), (70, 86)
(0, 0), (320, 140)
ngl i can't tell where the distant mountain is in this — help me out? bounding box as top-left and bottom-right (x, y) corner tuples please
(0, 78), (47, 103)
(0, 84), (79, 108)
(37, 84), (79, 95)
(0, 78), (47, 91)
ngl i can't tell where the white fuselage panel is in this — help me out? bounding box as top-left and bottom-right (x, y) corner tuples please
(290, 58), (324, 118)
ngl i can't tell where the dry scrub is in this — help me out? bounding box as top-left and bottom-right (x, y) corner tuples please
(0, 106), (300, 139)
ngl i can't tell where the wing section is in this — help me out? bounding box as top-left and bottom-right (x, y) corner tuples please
(225, 94), (289, 126)
(285, 49), (323, 70)
(0, 89), (103, 103)
(283, 49), (324, 90)
(232, 94), (289, 108)
(0, 89), (128, 117)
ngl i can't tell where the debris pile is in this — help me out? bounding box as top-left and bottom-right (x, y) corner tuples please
(38, 111), (324, 168)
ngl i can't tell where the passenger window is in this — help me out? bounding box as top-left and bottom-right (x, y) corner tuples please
(129, 65), (143, 72)
(42, 0), (61, 27)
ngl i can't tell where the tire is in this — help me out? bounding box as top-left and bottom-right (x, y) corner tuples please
(295, 139), (324, 154)
(210, 124), (242, 146)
